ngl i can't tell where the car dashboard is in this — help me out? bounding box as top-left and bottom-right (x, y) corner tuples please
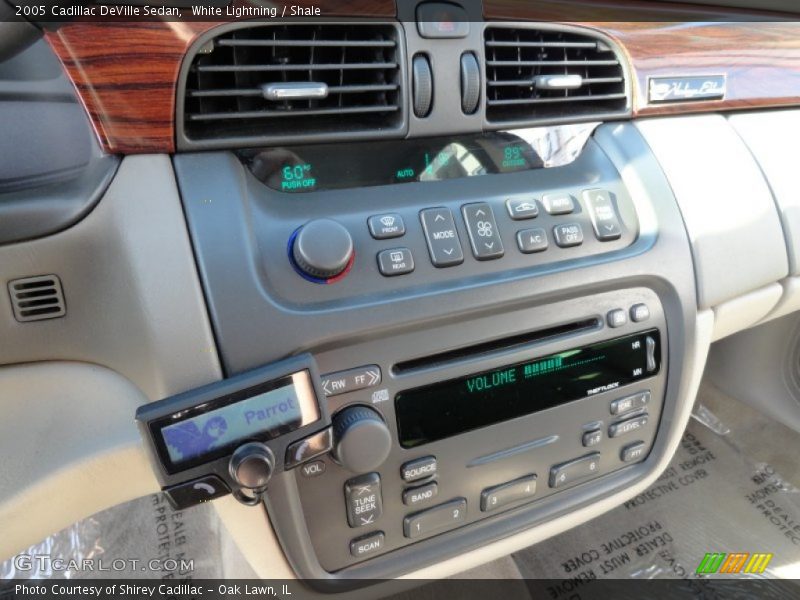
(1, 0), (800, 593)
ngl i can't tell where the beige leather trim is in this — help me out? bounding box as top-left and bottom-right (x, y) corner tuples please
(0, 361), (160, 560)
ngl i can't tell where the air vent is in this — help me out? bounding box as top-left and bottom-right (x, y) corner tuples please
(484, 26), (628, 125)
(8, 275), (66, 322)
(181, 24), (405, 146)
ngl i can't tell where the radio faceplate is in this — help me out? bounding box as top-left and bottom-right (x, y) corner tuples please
(265, 288), (667, 575)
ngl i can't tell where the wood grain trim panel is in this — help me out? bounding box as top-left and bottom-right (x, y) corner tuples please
(602, 22), (800, 116)
(46, 1), (396, 154)
(484, 2), (800, 117)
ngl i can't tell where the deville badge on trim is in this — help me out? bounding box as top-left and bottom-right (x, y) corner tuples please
(648, 75), (726, 103)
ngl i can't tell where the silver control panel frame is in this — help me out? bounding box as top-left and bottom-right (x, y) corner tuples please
(265, 288), (667, 581)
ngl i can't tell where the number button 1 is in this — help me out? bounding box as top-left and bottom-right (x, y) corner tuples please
(403, 498), (467, 539)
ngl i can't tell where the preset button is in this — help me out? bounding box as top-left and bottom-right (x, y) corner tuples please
(403, 498), (467, 538)
(549, 453), (601, 488)
(480, 474), (537, 512)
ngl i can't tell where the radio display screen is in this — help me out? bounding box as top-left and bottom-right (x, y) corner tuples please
(395, 330), (661, 449)
(152, 371), (320, 472)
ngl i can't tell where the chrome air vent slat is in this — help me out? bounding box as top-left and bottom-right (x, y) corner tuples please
(484, 26), (629, 125)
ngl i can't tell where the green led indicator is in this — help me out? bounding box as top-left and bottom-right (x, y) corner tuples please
(281, 164), (316, 191)
(502, 145), (527, 170)
(465, 368), (517, 393)
(396, 167), (415, 180)
(523, 356), (564, 379)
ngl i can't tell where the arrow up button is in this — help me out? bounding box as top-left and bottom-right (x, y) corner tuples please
(462, 202), (505, 260)
(420, 208), (465, 267)
(583, 189), (623, 241)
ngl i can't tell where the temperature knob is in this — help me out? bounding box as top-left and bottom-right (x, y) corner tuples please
(332, 406), (392, 473)
(292, 219), (354, 280)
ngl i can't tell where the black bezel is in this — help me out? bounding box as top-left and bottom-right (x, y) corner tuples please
(136, 353), (329, 487)
(149, 373), (304, 474)
(395, 329), (661, 448)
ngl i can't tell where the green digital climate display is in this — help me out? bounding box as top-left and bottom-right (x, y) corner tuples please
(279, 164), (316, 192)
(240, 133), (544, 194)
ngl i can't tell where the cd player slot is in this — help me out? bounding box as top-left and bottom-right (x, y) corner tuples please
(392, 317), (601, 376)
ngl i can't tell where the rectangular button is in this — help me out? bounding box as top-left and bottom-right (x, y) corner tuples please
(506, 198), (539, 220)
(543, 193), (575, 215)
(377, 248), (414, 276)
(350, 531), (385, 558)
(401, 456), (437, 482)
(646, 335), (658, 372)
(285, 428), (333, 469)
(345, 473), (383, 528)
(404, 498), (467, 538)
(165, 475), (230, 510)
(553, 223), (584, 248)
(320, 365), (381, 397)
(462, 203), (504, 260)
(631, 303), (650, 323)
(516, 228), (548, 253)
(402, 482), (438, 506)
(583, 189), (622, 241)
(417, 3), (470, 38)
(420, 208), (464, 267)
(582, 429), (603, 448)
(621, 442), (648, 463)
(549, 453), (601, 488)
(480, 474), (537, 512)
(610, 391), (651, 416)
(368, 213), (405, 239)
(609, 414), (649, 438)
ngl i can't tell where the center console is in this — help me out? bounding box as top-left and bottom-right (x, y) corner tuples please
(167, 119), (699, 585)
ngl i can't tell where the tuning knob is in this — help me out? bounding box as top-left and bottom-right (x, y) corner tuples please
(332, 406), (392, 473)
(229, 442), (275, 490)
(292, 218), (354, 280)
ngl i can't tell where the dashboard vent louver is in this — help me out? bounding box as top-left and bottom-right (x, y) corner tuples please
(182, 24), (404, 145)
(8, 275), (66, 322)
(484, 27), (628, 124)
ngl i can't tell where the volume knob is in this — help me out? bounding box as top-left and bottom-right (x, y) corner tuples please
(292, 218), (354, 280)
(332, 406), (392, 473)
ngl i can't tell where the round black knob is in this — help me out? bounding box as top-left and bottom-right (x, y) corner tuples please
(292, 219), (354, 280)
(229, 442), (275, 490)
(332, 406), (392, 473)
